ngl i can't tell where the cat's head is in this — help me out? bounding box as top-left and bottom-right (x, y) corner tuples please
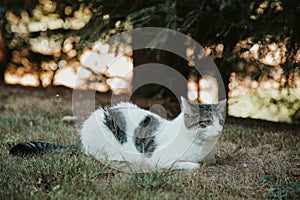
(181, 97), (226, 139)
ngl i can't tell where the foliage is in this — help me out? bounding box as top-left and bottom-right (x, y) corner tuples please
(228, 87), (300, 123)
(1, 0), (300, 122)
(1, 0), (299, 81)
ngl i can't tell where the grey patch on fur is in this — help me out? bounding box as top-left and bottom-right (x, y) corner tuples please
(184, 104), (213, 129)
(134, 115), (159, 157)
(103, 108), (127, 144)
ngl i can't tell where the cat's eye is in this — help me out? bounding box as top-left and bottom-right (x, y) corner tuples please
(205, 120), (212, 125)
(199, 120), (212, 127)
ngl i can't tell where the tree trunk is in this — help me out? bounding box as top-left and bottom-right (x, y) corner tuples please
(0, 18), (6, 84)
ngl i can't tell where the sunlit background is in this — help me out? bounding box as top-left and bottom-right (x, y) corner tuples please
(1, 0), (300, 123)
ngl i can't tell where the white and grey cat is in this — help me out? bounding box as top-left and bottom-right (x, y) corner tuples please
(10, 97), (226, 170)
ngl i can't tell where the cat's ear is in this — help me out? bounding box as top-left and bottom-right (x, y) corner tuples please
(215, 99), (227, 114)
(181, 96), (193, 114)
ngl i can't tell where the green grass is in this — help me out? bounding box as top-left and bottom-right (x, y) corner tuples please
(1, 86), (300, 199)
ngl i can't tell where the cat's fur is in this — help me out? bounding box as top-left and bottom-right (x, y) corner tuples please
(80, 97), (226, 170)
(10, 97), (226, 170)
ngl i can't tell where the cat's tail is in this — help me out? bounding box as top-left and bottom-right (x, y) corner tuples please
(9, 141), (81, 156)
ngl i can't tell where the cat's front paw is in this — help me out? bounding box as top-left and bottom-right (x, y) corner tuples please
(172, 162), (200, 170)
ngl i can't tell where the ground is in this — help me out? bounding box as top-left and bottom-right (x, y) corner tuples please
(0, 84), (299, 199)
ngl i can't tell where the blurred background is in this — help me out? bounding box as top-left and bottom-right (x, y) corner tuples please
(0, 0), (299, 123)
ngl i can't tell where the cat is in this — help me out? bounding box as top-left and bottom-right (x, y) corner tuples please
(10, 97), (226, 170)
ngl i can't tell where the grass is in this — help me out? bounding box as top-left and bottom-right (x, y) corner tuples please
(1, 85), (300, 199)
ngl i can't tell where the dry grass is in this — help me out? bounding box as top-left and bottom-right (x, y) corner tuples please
(1, 85), (299, 199)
